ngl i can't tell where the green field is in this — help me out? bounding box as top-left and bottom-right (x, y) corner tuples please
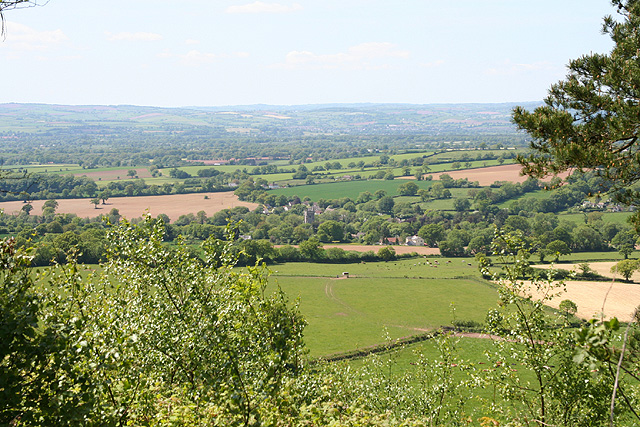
(266, 258), (496, 357)
(496, 189), (551, 208)
(559, 211), (633, 225)
(342, 333), (543, 418)
(350, 334), (495, 370)
(553, 250), (632, 263)
(269, 256), (478, 278)
(272, 276), (496, 357)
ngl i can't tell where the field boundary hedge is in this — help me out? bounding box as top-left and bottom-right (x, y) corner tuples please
(314, 327), (456, 363)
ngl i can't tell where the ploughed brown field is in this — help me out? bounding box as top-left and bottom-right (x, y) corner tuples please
(0, 193), (258, 222)
(397, 164), (570, 186)
(429, 164), (529, 185)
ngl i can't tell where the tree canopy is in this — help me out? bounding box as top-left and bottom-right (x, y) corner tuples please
(514, 0), (640, 226)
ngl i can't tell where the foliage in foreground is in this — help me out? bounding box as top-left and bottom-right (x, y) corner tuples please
(2, 217), (307, 426)
(481, 229), (616, 426)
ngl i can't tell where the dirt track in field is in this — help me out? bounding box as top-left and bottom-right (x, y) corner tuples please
(0, 193), (258, 222)
(527, 262), (640, 322)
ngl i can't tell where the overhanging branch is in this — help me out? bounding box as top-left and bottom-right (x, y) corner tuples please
(0, 1), (46, 36)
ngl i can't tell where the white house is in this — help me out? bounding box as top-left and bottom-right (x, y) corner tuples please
(405, 235), (425, 246)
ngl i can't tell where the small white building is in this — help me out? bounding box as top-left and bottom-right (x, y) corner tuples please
(405, 235), (425, 246)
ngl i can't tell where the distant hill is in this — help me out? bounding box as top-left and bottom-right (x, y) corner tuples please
(0, 102), (542, 137)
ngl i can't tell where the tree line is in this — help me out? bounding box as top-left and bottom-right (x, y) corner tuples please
(3, 170), (636, 269)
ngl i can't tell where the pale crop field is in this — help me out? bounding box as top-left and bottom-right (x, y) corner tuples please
(0, 192), (258, 222)
(529, 261), (640, 322)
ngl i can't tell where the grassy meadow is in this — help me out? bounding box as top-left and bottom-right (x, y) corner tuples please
(274, 275), (496, 357)
(551, 250), (634, 263)
(559, 211), (632, 225)
(269, 256), (478, 278)
(266, 257), (497, 357)
(33, 256), (496, 358)
(496, 189), (551, 208)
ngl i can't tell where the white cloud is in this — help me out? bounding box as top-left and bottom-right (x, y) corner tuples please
(157, 49), (249, 65)
(226, 2), (302, 14)
(157, 49), (173, 59)
(485, 60), (555, 76)
(105, 31), (163, 42)
(2, 21), (68, 52)
(420, 59), (445, 68)
(274, 42), (410, 70)
(348, 43), (409, 59)
(179, 50), (217, 65)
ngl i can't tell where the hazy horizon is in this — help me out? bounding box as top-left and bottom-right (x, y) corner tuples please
(0, 100), (544, 109)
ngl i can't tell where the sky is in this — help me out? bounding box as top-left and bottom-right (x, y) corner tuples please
(0, 0), (617, 107)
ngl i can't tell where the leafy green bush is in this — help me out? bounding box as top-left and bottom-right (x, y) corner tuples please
(6, 217), (307, 425)
(0, 240), (95, 425)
